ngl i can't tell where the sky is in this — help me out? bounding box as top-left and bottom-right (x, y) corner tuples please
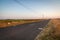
(0, 0), (60, 19)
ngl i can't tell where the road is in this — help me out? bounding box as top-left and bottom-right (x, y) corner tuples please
(0, 19), (50, 40)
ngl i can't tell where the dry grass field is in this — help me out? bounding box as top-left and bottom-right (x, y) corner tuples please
(51, 19), (60, 37)
(0, 19), (43, 28)
(35, 18), (60, 40)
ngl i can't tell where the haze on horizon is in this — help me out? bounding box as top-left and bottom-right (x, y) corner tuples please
(0, 0), (60, 19)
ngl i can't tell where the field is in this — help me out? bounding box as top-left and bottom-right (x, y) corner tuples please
(51, 19), (60, 37)
(35, 18), (60, 40)
(0, 19), (43, 28)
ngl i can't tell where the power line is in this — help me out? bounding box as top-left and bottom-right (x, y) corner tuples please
(14, 0), (37, 14)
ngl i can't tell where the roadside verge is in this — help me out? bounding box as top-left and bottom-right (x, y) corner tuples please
(34, 20), (59, 40)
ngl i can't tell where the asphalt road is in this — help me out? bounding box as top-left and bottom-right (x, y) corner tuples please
(0, 19), (50, 40)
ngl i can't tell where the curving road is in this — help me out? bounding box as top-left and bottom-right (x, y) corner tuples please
(0, 19), (50, 40)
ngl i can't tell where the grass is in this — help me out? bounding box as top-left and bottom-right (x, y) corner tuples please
(0, 19), (42, 28)
(51, 19), (60, 38)
(35, 19), (60, 40)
